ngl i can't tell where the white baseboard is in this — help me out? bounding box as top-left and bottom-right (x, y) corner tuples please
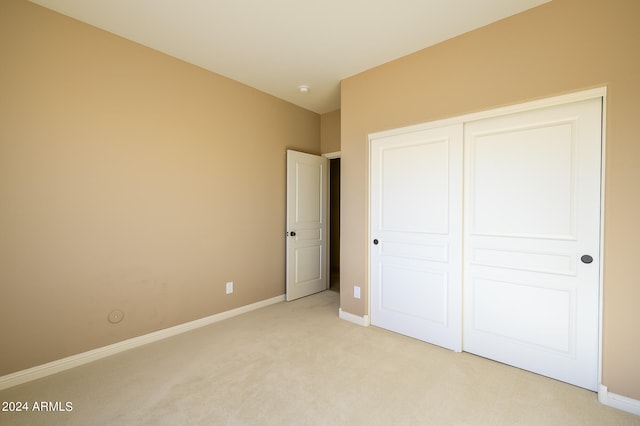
(339, 308), (370, 326)
(0, 294), (285, 391)
(599, 384), (640, 416)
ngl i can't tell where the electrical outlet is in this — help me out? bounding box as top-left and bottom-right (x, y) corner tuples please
(226, 281), (233, 294)
(354, 285), (361, 299)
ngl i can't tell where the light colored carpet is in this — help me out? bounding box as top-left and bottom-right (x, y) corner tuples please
(1, 290), (638, 425)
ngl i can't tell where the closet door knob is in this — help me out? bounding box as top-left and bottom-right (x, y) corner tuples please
(581, 254), (593, 264)
(373, 239), (379, 245)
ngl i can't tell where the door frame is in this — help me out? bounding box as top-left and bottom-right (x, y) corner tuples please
(324, 151), (341, 291)
(367, 86), (607, 388)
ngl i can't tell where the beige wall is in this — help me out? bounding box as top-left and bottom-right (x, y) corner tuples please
(0, 0), (320, 376)
(341, 0), (640, 399)
(320, 109), (341, 154)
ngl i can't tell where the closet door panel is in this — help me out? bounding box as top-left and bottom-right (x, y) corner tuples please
(370, 124), (463, 352)
(463, 98), (602, 391)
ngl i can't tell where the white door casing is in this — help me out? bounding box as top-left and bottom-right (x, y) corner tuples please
(370, 124), (463, 352)
(286, 150), (328, 301)
(463, 98), (602, 391)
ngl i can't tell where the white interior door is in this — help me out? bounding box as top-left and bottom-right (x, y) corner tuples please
(286, 150), (328, 301)
(370, 125), (463, 351)
(463, 98), (602, 390)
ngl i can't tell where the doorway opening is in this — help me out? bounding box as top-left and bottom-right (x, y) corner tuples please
(329, 158), (340, 292)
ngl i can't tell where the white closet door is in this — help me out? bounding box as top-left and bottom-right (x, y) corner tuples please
(370, 124), (463, 351)
(463, 98), (602, 390)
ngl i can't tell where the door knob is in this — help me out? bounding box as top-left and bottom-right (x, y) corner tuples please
(581, 254), (593, 264)
(373, 239), (379, 245)
(290, 231), (296, 237)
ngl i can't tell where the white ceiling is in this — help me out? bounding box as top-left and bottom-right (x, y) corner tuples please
(29, 0), (549, 114)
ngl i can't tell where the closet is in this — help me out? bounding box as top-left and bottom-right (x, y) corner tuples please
(369, 93), (602, 391)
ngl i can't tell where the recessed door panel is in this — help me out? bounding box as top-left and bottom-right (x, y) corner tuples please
(294, 162), (322, 225)
(381, 141), (449, 234)
(295, 245), (322, 284)
(471, 277), (573, 353)
(470, 122), (576, 239)
(381, 264), (448, 325)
